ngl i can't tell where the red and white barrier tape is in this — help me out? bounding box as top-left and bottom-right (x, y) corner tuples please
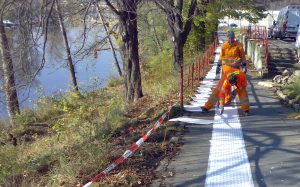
(83, 112), (169, 187)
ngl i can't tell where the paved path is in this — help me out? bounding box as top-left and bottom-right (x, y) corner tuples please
(152, 39), (300, 186)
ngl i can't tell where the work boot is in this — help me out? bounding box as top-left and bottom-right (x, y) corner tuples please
(201, 106), (209, 113)
(243, 110), (250, 116)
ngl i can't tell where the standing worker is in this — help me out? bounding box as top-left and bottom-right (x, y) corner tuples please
(218, 69), (250, 116)
(201, 30), (247, 112)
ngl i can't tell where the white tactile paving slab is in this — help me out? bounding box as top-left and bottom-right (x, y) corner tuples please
(202, 80), (216, 84)
(189, 101), (206, 106)
(169, 117), (213, 125)
(196, 88), (212, 92)
(198, 87), (213, 90)
(205, 106), (254, 187)
(194, 93), (210, 98)
(197, 85), (215, 89)
(197, 86), (213, 90)
(196, 91), (213, 95)
(183, 105), (204, 112)
(191, 97), (209, 102)
(200, 82), (217, 86)
(204, 45), (254, 187)
(197, 91), (212, 95)
(214, 54), (220, 62)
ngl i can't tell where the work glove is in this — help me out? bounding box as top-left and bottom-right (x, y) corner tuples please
(219, 105), (224, 115)
(242, 64), (247, 73)
(216, 64), (221, 74)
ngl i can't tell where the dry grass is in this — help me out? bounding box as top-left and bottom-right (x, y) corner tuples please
(0, 49), (184, 186)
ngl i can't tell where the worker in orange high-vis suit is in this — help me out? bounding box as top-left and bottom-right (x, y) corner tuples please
(201, 30), (247, 113)
(218, 69), (250, 116)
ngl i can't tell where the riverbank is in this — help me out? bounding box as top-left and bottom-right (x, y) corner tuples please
(0, 49), (185, 186)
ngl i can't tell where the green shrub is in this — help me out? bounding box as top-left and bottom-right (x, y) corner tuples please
(283, 79), (300, 103)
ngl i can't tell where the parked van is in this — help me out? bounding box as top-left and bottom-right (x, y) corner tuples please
(2, 20), (16, 27)
(296, 27), (300, 63)
(276, 5), (300, 40)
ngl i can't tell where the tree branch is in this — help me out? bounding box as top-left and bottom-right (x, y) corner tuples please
(73, 0), (93, 56)
(175, 0), (183, 15)
(186, 0), (197, 22)
(103, 0), (120, 15)
(31, 0), (55, 81)
(182, 0), (197, 44)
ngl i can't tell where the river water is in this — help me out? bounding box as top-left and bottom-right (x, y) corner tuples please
(0, 26), (120, 118)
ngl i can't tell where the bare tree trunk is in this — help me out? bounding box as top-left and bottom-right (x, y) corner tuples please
(0, 16), (20, 125)
(96, 3), (122, 77)
(172, 36), (183, 70)
(156, 0), (197, 70)
(55, 0), (79, 91)
(104, 0), (143, 102)
(119, 7), (143, 101)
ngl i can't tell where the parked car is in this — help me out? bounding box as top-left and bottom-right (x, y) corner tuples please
(229, 23), (238, 28)
(3, 20), (16, 27)
(218, 20), (228, 28)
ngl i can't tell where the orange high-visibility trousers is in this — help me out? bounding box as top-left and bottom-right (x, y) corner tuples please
(219, 87), (249, 112)
(203, 65), (236, 109)
(236, 88), (250, 112)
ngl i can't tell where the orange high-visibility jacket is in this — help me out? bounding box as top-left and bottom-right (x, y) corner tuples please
(219, 69), (247, 105)
(220, 41), (246, 67)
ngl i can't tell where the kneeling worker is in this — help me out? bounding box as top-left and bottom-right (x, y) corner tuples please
(219, 69), (250, 116)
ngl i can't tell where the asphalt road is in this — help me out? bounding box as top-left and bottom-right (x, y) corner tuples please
(241, 73), (300, 187)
